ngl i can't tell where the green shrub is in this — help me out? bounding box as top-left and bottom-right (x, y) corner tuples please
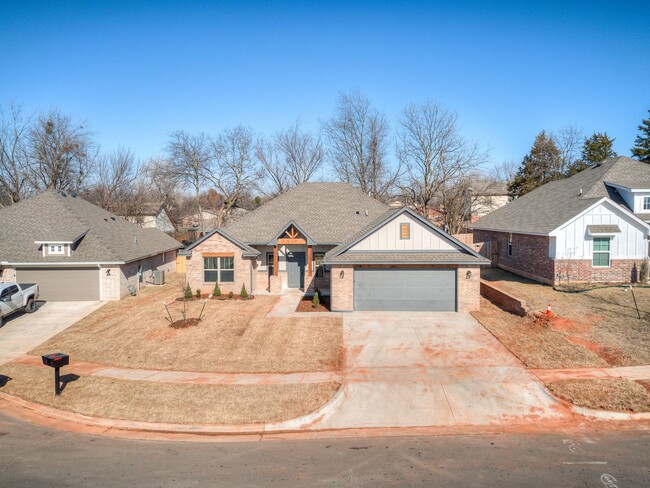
(228, 291), (233, 300)
(312, 291), (320, 309)
(240, 283), (248, 299)
(196, 289), (201, 298)
(184, 285), (193, 299)
(213, 282), (221, 296)
(641, 259), (649, 284)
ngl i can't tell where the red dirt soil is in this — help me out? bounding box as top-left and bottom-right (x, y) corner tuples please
(565, 335), (626, 366)
(295, 295), (331, 312)
(169, 318), (201, 329)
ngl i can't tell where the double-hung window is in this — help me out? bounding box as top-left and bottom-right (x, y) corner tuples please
(267, 252), (275, 276)
(644, 196), (650, 211)
(507, 233), (513, 256)
(592, 238), (610, 267)
(203, 256), (235, 282)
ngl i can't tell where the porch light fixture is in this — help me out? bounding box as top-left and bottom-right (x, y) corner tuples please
(465, 270), (472, 280)
(106, 269), (111, 276)
(339, 270), (345, 279)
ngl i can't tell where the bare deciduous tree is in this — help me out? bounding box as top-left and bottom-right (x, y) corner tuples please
(398, 101), (489, 218)
(555, 125), (584, 176)
(28, 109), (97, 192)
(0, 102), (32, 206)
(205, 126), (260, 226)
(142, 157), (183, 223)
(490, 160), (517, 184)
(84, 147), (139, 213)
(276, 121), (324, 186)
(323, 90), (400, 200)
(166, 131), (211, 234)
(255, 135), (288, 196)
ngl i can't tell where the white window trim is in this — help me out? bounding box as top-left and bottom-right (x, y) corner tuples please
(592, 237), (611, 268)
(48, 244), (65, 255)
(643, 196), (650, 211)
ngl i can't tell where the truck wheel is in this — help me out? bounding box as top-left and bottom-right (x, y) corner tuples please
(25, 298), (36, 313)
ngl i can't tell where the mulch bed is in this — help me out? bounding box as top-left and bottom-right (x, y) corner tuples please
(169, 318), (201, 329)
(296, 295), (331, 312)
(175, 295), (255, 302)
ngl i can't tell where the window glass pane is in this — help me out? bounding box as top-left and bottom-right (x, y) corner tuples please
(220, 257), (234, 270)
(204, 270), (218, 282)
(593, 252), (609, 267)
(645, 197), (650, 210)
(593, 238), (610, 252)
(220, 270), (234, 282)
(204, 257), (217, 270)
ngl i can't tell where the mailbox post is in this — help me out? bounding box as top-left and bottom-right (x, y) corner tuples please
(41, 353), (69, 395)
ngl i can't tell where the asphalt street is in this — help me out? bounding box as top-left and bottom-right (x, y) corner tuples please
(0, 412), (648, 487)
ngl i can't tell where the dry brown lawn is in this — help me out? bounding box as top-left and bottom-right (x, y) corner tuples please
(0, 363), (339, 424)
(545, 378), (650, 412)
(31, 283), (343, 374)
(474, 269), (650, 368)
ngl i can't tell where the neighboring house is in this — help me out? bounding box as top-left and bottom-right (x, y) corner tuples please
(0, 190), (182, 301)
(181, 209), (220, 231)
(471, 182), (511, 220)
(124, 204), (175, 234)
(473, 157), (650, 285)
(181, 183), (489, 312)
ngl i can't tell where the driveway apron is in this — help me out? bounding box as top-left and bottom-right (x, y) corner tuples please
(0, 302), (103, 366)
(314, 311), (570, 429)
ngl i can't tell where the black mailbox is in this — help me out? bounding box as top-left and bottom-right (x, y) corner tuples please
(42, 353), (69, 368)
(42, 353), (69, 395)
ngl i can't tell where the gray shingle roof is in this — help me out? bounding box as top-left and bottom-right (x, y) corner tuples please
(587, 224), (621, 234)
(472, 157), (650, 234)
(224, 182), (389, 244)
(325, 252), (487, 265)
(0, 190), (182, 264)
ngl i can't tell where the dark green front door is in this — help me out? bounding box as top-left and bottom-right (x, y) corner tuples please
(286, 251), (305, 288)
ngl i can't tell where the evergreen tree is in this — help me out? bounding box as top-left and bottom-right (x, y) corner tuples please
(631, 109), (650, 163)
(567, 132), (616, 175)
(508, 131), (562, 197)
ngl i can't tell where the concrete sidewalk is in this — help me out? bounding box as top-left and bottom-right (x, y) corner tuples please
(12, 354), (341, 385)
(0, 302), (103, 366)
(531, 365), (650, 382)
(266, 290), (341, 318)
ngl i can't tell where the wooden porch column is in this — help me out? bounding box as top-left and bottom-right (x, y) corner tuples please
(273, 244), (278, 276)
(307, 245), (313, 276)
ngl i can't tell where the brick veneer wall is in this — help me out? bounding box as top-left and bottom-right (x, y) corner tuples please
(457, 266), (481, 312)
(554, 259), (646, 284)
(331, 265), (354, 311)
(185, 234), (252, 295)
(474, 230), (555, 284)
(119, 251), (177, 299)
(480, 280), (530, 316)
(0, 267), (16, 283)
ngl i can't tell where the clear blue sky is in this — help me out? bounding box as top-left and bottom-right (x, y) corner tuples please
(1, 1), (649, 167)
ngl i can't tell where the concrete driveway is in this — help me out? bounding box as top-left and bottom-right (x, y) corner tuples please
(314, 311), (570, 429)
(0, 301), (103, 366)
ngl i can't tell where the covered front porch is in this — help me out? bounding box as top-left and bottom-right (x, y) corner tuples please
(253, 222), (332, 295)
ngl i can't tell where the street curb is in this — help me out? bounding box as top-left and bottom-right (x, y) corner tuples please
(2, 391), (649, 443)
(570, 404), (650, 420)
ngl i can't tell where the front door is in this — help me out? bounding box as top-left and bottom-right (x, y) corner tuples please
(286, 251), (305, 289)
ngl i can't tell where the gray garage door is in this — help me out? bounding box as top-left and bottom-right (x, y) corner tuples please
(354, 268), (456, 311)
(16, 267), (100, 301)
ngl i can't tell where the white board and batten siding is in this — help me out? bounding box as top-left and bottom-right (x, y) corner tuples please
(550, 200), (649, 260)
(350, 213), (461, 252)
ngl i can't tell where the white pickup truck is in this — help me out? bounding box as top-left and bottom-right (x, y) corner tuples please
(0, 282), (39, 326)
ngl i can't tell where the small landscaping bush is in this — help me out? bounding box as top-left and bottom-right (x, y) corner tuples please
(240, 283), (248, 299)
(196, 289), (201, 299)
(213, 282), (221, 297)
(228, 291), (234, 300)
(641, 259), (649, 285)
(184, 285), (193, 299)
(312, 291), (320, 309)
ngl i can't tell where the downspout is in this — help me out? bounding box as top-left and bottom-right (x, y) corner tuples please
(250, 259), (253, 294)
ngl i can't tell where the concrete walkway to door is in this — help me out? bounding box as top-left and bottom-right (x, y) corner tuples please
(0, 301), (103, 366)
(311, 311), (571, 429)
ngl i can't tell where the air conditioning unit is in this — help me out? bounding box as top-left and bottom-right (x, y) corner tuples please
(153, 270), (165, 286)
